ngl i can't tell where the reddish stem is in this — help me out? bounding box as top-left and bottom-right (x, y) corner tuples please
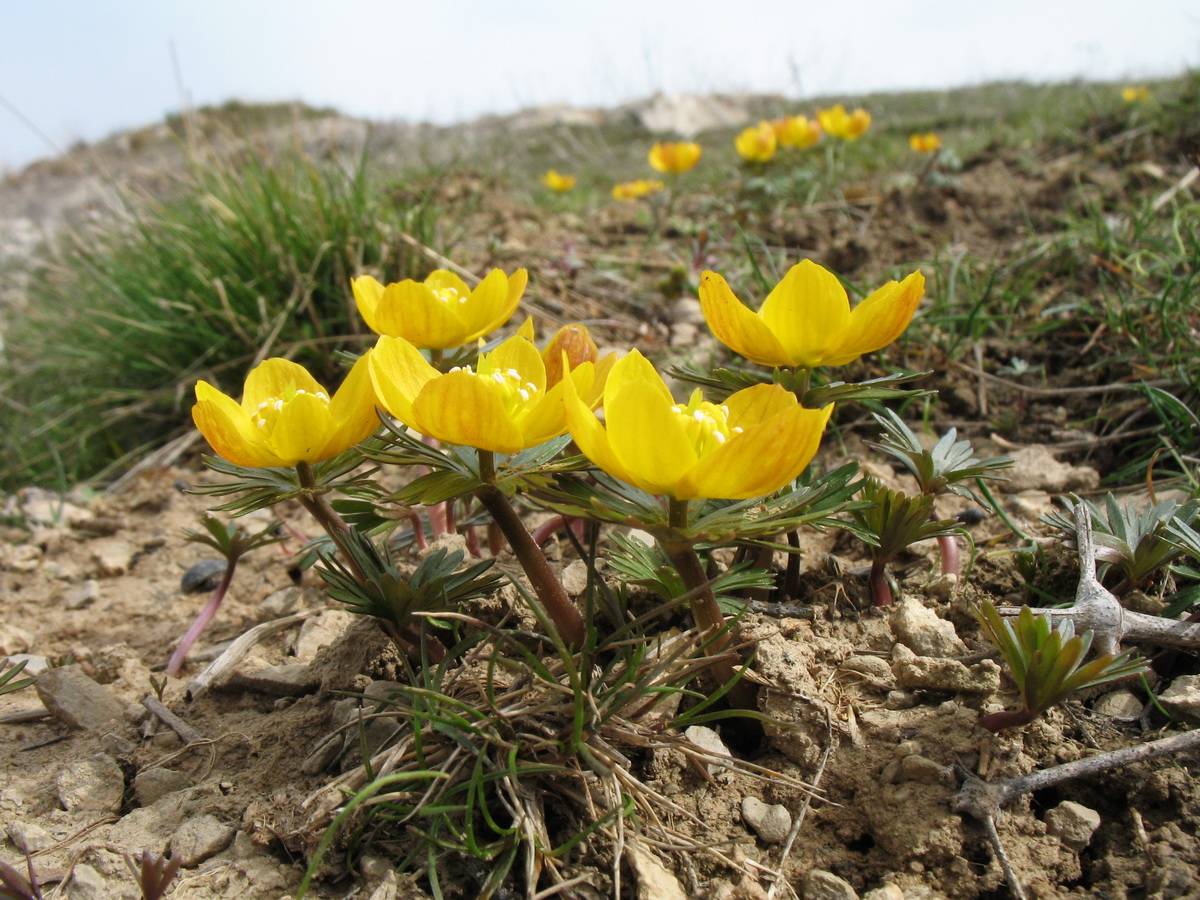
(167, 560), (236, 676)
(978, 708), (1035, 732)
(869, 557), (894, 607)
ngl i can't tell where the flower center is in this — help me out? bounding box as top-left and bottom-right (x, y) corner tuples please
(249, 387), (329, 432)
(448, 363), (540, 414)
(671, 389), (743, 456)
(432, 285), (469, 305)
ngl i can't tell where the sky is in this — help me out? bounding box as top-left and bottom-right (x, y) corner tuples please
(3, 0), (1200, 172)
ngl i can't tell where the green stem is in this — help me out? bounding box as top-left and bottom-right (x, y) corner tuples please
(474, 450), (586, 648)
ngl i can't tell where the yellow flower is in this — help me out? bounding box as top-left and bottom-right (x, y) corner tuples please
(909, 132), (941, 153)
(369, 333), (613, 455)
(564, 350), (832, 501)
(774, 115), (822, 149)
(698, 260), (925, 369)
(612, 179), (665, 200)
(1122, 86), (1149, 103)
(192, 355), (378, 468)
(818, 105), (871, 141)
(351, 268), (527, 350)
(648, 141), (702, 174)
(735, 121), (778, 162)
(540, 169), (576, 192)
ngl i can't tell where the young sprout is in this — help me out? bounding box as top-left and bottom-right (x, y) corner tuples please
(870, 408), (1012, 576)
(318, 534), (503, 636)
(974, 600), (1148, 731)
(0, 657), (36, 697)
(1045, 494), (1200, 595)
(167, 515), (285, 676)
(850, 478), (963, 606)
(123, 851), (181, 900)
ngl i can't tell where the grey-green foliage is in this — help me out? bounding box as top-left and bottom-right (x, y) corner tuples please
(870, 408), (1012, 499)
(1045, 493), (1200, 590)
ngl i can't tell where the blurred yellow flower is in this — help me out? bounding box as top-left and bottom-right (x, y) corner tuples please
(564, 350), (832, 500)
(648, 141), (702, 174)
(735, 121), (778, 162)
(699, 260), (924, 369)
(909, 132), (941, 153)
(369, 333), (613, 455)
(818, 105), (871, 141)
(1122, 86), (1150, 103)
(192, 355), (378, 468)
(774, 115), (822, 149)
(612, 179), (665, 200)
(540, 169), (577, 192)
(352, 268), (527, 350)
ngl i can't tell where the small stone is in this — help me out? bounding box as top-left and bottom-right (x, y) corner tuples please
(1, 543), (42, 572)
(899, 755), (947, 786)
(7, 820), (55, 853)
(684, 725), (733, 775)
(67, 863), (133, 900)
(890, 597), (966, 658)
(228, 663), (320, 696)
(36, 665), (127, 731)
(1004, 446), (1098, 494)
(259, 585), (327, 619)
(1010, 490), (1056, 523)
(181, 559), (226, 593)
(0, 623), (34, 655)
(1093, 689), (1143, 719)
(294, 609), (355, 661)
(133, 768), (193, 807)
(1045, 800), (1101, 850)
(363, 680), (405, 705)
(4, 653), (48, 676)
(92, 538), (136, 576)
(805, 868), (860, 900)
(66, 579), (101, 610)
(892, 655), (1001, 694)
(169, 814), (235, 866)
(741, 796), (792, 843)
(862, 886), (905, 900)
(670, 297), (705, 325)
(839, 655), (893, 688)
(883, 691), (916, 710)
(56, 753), (125, 812)
(627, 843), (688, 900)
(925, 573), (958, 601)
(1157, 675), (1200, 721)
(561, 560), (589, 596)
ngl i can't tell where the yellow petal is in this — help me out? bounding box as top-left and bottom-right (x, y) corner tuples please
(486, 333), (546, 395)
(266, 391), (336, 464)
(369, 336), (440, 425)
(459, 269), (526, 345)
(698, 271), (791, 367)
(758, 260), (850, 368)
(411, 370), (526, 454)
(351, 276), (385, 334)
(516, 316), (536, 342)
(676, 403), (832, 500)
(519, 366), (583, 447)
(604, 377), (696, 496)
(722, 383), (799, 427)
(319, 351), (381, 459)
(604, 349), (674, 409)
(377, 280), (464, 348)
(242, 358), (324, 409)
(192, 382), (281, 467)
(562, 370), (644, 490)
(826, 270), (924, 366)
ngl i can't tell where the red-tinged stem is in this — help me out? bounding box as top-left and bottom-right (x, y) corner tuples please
(487, 521), (505, 556)
(784, 530), (801, 601)
(978, 708), (1035, 732)
(938, 533), (961, 577)
(167, 560), (236, 676)
(664, 498), (756, 708)
(445, 498), (456, 535)
(295, 462), (444, 663)
(409, 513), (428, 550)
(475, 450), (585, 648)
(869, 557), (894, 607)
(465, 524), (482, 558)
